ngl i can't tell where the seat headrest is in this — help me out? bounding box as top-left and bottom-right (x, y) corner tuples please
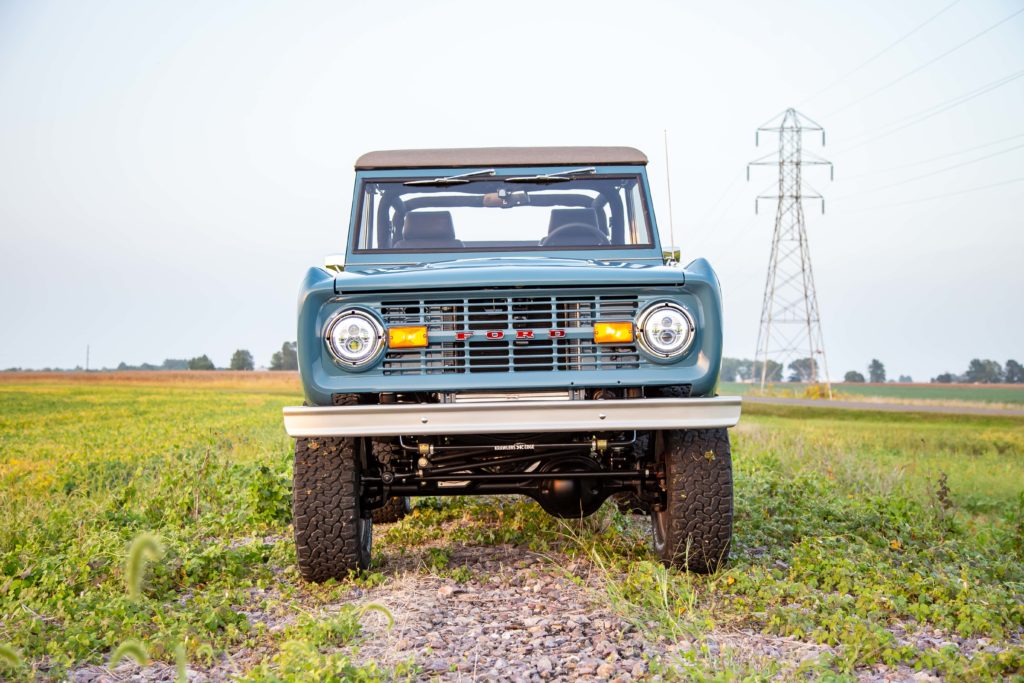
(403, 211), (456, 240)
(548, 208), (599, 234)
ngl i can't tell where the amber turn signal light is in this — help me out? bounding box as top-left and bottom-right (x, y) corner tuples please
(593, 321), (634, 344)
(388, 326), (428, 348)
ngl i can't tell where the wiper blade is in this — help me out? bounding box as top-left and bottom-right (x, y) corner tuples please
(504, 167), (597, 184)
(404, 169), (496, 186)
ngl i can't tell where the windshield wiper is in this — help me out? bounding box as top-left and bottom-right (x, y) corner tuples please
(404, 169), (496, 186)
(504, 167), (597, 184)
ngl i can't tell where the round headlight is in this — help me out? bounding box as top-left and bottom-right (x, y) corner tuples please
(325, 309), (385, 367)
(636, 302), (695, 359)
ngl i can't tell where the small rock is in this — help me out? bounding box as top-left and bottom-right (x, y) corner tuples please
(437, 585), (456, 598)
(597, 662), (616, 678)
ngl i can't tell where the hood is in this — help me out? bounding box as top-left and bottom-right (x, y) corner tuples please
(332, 257), (685, 293)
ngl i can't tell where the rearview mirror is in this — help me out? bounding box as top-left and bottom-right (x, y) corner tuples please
(482, 190), (530, 208)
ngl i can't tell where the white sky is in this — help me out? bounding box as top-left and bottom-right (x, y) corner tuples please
(1, 0), (1021, 379)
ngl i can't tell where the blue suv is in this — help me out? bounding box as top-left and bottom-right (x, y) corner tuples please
(284, 147), (741, 580)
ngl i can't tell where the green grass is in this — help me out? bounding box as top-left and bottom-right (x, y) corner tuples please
(583, 403), (1024, 678)
(1, 376), (1022, 680)
(0, 377), (394, 680)
(721, 380), (1024, 404)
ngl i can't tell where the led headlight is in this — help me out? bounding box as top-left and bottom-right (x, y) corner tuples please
(324, 309), (385, 368)
(636, 302), (695, 359)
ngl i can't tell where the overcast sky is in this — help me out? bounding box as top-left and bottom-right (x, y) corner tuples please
(1, 0), (1021, 380)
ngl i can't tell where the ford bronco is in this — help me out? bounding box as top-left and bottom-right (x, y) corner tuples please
(283, 147), (741, 581)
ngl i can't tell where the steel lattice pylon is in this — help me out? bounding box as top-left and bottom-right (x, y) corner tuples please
(748, 109), (833, 395)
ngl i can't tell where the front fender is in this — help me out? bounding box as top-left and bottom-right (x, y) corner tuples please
(296, 267), (336, 404)
(681, 257), (724, 395)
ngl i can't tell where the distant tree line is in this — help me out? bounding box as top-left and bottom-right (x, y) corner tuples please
(720, 358), (783, 382)
(109, 343), (297, 372)
(94, 344), (283, 373)
(269, 342), (298, 371)
(931, 358), (1023, 384)
(114, 358), (188, 371)
(843, 358), (892, 383)
(4, 342), (301, 373)
(721, 357), (827, 383)
(111, 356), (226, 371)
(723, 354), (1024, 385)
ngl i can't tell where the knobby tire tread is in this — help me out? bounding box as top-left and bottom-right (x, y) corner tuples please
(656, 427), (733, 573)
(293, 393), (369, 581)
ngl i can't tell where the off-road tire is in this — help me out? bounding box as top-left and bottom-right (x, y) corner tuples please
(293, 396), (371, 582)
(369, 439), (411, 524)
(652, 427), (732, 573)
(372, 496), (412, 524)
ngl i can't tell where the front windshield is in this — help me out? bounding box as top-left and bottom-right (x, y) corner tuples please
(352, 173), (654, 253)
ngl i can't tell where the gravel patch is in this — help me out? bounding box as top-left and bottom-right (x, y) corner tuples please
(67, 537), (1014, 681)
(347, 544), (658, 681)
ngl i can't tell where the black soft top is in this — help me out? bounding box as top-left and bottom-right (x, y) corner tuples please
(354, 146), (648, 170)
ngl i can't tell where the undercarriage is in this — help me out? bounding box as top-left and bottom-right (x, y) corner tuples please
(290, 387), (737, 581)
(361, 429), (657, 518)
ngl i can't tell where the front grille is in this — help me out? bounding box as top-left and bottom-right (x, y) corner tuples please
(380, 293), (644, 375)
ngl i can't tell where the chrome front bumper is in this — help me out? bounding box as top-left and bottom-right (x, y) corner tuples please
(282, 397), (742, 438)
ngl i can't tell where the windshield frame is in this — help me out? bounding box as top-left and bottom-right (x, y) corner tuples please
(344, 164), (664, 266)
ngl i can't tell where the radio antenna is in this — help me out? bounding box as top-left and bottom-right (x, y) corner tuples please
(663, 129), (678, 261)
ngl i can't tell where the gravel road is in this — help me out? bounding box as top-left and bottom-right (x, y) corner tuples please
(69, 529), (991, 682)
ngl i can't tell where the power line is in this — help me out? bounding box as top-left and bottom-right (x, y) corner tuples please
(825, 5), (1024, 118)
(696, 170), (744, 226)
(843, 176), (1024, 213)
(834, 68), (1024, 153)
(799, 0), (963, 107)
(838, 69), (1024, 146)
(841, 131), (1024, 180)
(684, 170), (744, 252)
(684, 180), (751, 257)
(835, 142), (1024, 199)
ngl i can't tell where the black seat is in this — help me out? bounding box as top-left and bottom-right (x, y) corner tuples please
(547, 208), (600, 234)
(393, 211), (463, 249)
(541, 208), (609, 246)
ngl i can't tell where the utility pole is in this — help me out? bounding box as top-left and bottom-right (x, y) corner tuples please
(748, 109), (833, 397)
(86, 344), (90, 372)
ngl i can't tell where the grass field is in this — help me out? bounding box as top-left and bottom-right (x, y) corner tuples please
(721, 380), (1024, 405)
(0, 374), (1022, 680)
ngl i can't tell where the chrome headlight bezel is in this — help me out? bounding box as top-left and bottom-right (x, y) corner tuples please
(636, 301), (696, 361)
(324, 308), (385, 369)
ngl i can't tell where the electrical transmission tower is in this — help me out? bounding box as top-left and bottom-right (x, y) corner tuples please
(748, 108), (833, 395)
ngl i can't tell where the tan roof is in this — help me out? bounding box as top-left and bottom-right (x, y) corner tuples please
(355, 146), (648, 170)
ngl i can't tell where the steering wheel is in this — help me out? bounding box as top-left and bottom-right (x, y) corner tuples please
(541, 222), (611, 247)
